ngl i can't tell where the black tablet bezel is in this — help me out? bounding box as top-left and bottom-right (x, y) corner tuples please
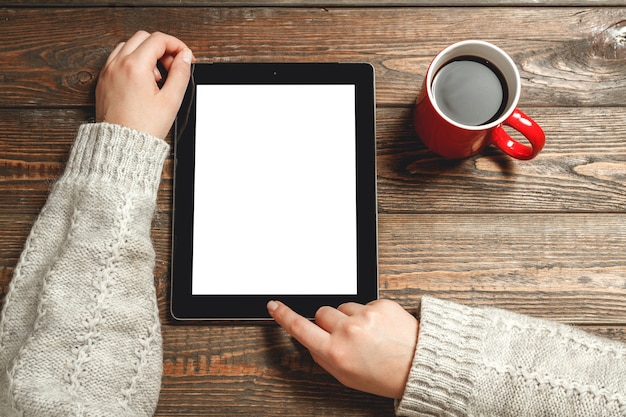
(171, 63), (377, 320)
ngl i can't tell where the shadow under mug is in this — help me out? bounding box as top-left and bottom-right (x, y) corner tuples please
(414, 40), (546, 160)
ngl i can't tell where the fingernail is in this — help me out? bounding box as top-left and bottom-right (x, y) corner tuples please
(182, 48), (193, 64)
(267, 300), (279, 313)
(153, 67), (162, 81)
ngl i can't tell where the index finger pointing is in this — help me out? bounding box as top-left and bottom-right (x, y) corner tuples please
(268, 301), (330, 352)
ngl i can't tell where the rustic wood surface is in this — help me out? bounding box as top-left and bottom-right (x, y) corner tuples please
(1, 3), (625, 416)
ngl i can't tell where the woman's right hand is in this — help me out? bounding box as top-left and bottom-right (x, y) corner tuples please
(268, 299), (419, 399)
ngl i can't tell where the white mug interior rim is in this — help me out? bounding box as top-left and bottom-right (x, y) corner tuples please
(426, 40), (522, 131)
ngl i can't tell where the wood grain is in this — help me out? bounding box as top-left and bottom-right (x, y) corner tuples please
(5, 0), (626, 7)
(158, 325), (391, 416)
(155, 322), (626, 417)
(1, 4), (625, 416)
(377, 107), (626, 213)
(1, 8), (625, 107)
(378, 212), (626, 322)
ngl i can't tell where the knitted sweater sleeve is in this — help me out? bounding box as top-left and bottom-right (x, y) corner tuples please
(396, 296), (626, 417)
(0, 123), (169, 417)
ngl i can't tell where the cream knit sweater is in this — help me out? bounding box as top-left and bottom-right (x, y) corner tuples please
(397, 297), (626, 416)
(0, 123), (168, 416)
(1, 123), (625, 416)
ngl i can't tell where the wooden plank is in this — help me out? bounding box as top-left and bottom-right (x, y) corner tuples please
(157, 325), (391, 416)
(1, 8), (625, 107)
(5, 0), (626, 7)
(583, 325), (626, 342)
(154, 322), (626, 416)
(376, 212), (626, 323)
(377, 107), (626, 213)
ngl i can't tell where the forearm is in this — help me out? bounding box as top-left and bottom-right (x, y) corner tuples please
(0, 123), (169, 416)
(397, 296), (626, 417)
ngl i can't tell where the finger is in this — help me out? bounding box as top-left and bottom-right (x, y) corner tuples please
(103, 30), (151, 71)
(153, 65), (163, 83)
(104, 42), (125, 68)
(116, 30), (151, 58)
(132, 31), (189, 69)
(159, 48), (193, 101)
(268, 301), (329, 352)
(314, 305), (347, 333)
(158, 53), (176, 72)
(152, 53), (176, 85)
(337, 302), (366, 316)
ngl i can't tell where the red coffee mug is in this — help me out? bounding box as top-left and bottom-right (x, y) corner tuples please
(414, 40), (545, 160)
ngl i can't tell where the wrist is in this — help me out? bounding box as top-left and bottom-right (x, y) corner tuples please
(64, 122), (170, 195)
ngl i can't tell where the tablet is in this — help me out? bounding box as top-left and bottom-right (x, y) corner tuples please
(171, 63), (377, 320)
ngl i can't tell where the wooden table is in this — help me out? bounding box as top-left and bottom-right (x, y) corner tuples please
(1, 1), (625, 416)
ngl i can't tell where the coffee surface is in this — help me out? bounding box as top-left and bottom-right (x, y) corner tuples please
(432, 56), (507, 126)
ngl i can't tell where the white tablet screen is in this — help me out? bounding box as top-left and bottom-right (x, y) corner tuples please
(192, 84), (358, 295)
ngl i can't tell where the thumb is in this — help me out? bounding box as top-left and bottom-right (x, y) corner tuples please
(161, 48), (193, 104)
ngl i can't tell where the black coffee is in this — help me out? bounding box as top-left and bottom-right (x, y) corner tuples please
(432, 56), (508, 126)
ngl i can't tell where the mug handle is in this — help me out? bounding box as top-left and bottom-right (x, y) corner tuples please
(491, 109), (545, 160)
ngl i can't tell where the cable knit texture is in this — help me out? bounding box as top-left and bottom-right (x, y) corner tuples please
(396, 296), (626, 417)
(0, 123), (169, 417)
